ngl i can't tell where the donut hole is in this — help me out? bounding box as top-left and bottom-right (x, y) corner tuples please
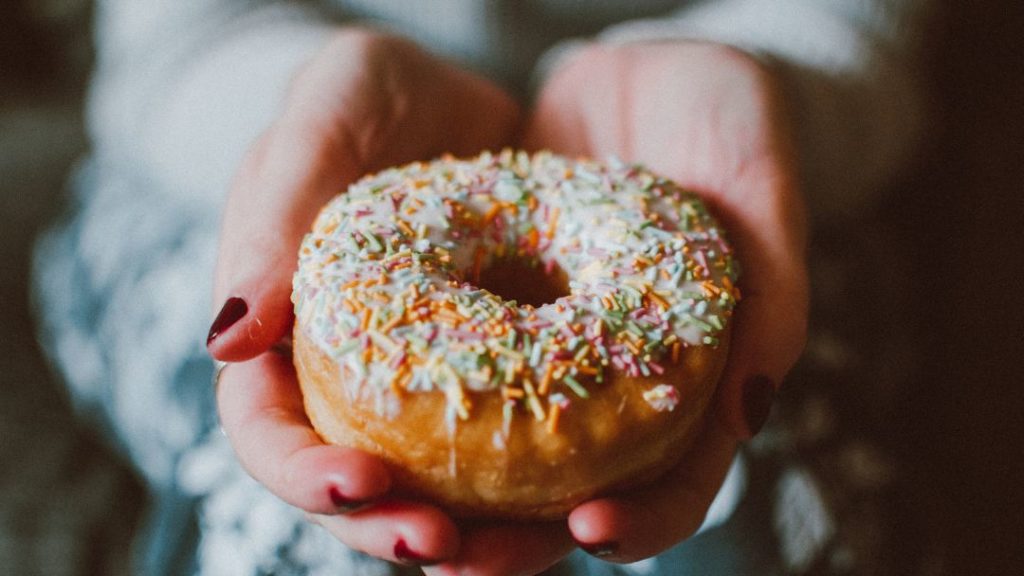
(476, 257), (569, 308)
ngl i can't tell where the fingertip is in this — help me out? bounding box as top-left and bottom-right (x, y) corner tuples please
(207, 296), (249, 347)
(568, 498), (627, 551)
(713, 287), (802, 440)
(394, 535), (450, 568)
(282, 445), (394, 515)
(310, 501), (461, 566)
(381, 501), (462, 564)
(569, 495), (701, 564)
(207, 288), (294, 361)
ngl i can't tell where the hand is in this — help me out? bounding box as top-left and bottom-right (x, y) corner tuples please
(208, 28), (519, 566)
(428, 41), (808, 572)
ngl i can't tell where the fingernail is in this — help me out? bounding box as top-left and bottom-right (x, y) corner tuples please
(394, 538), (440, 566)
(207, 297), (248, 346)
(742, 375), (776, 436)
(328, 485), (371, 514)
(577, 540), (618, 558)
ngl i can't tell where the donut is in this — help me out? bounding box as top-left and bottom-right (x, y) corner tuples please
(292, 150), (739, 519)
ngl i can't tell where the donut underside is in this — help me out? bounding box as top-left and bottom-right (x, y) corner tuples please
(294, 325), (729, 520)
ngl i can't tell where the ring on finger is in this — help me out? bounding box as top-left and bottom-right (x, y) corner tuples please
(212, 360), (230, 393)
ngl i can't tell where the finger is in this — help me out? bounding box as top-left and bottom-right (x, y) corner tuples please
(217, 351), (392, 514)
(310, 500), (460, 567)
(567, 417), (738, 563)
(207, 112), (363, 361)
(423, 520), (575, 576)
(709, 150), (809, 439)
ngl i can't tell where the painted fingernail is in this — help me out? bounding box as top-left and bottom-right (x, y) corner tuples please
(578, 540), (618, 558)
(207, 297), (248, 346)
(328, 486), (372, 514)
(742, 375), (776, 437)
(393, 538), (440, 566)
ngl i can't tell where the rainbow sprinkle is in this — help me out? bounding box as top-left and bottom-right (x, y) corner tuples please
(293, 150), (739, 434)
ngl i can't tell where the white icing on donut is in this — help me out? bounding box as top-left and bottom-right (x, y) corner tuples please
(292, 150), (739, 430)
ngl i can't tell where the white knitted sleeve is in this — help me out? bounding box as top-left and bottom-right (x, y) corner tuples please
(87, 1), (336, 205)
(595, 0), (932, 220)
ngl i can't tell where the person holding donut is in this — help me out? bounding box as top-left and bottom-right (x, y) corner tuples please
(34, 0), (931, 574)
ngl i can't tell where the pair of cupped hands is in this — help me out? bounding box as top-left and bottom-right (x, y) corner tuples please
(206, 28), (808, 576)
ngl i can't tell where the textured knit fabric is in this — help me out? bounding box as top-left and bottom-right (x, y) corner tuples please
(34, 1), (931, 574)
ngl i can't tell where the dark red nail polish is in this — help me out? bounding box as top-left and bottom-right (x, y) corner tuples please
(742, 375), (776, 437)
(328, 485), (371, 513)
(207, 297), (248, 346)
(578, 540), (618, 558)
(393, 539), (439, 566)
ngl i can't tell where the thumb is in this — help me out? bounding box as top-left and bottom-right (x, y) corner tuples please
(712, 158), (808, 439)
(207, 117), (362, 362)
(715, 259), (808, 439)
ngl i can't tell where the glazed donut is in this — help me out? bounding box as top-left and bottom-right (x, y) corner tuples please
(292, 150), (739, 519)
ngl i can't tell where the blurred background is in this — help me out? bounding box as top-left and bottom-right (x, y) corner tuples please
(1, 0), (1021, 574)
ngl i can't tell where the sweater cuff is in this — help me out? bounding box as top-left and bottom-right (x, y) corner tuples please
(89, 2), (336, 207)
